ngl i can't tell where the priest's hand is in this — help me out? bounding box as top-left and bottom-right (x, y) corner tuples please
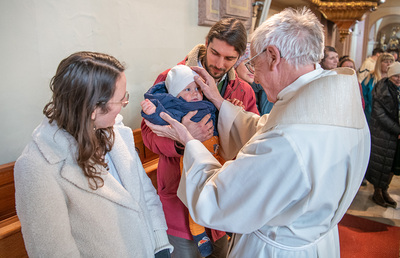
(181, 111), (214, 142)
(191, 66), (224, 110)
(144, 112), (195, 146)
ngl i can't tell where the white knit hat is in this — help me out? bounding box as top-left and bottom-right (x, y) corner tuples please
(165, 65), (198, 97)
(388, 62), (400, 78)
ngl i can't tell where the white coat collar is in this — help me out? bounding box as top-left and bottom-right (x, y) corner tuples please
(32, 116), (141, 211)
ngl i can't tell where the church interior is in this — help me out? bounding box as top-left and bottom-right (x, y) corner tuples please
(1, 0), (400, 257)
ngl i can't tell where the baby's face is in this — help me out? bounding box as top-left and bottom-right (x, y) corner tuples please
(176, 81), (203, 102)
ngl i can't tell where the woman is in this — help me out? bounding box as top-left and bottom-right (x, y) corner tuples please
(14, 52), (172, 257)
(366, 62), (400, 208)
(361, 52), (395, 122)
(338, 56), (355, 70)
(338, 56), (365, 110)
(320, 46), (338, 70)
(235, 43), (273, 115)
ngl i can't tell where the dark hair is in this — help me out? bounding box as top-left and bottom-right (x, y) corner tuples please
(206, 18), (247, 56)
(339, 55), (349, 63)
(43, 51), (125, 190)
(372, 47), (384, 56)
(338, 56), (355, 68)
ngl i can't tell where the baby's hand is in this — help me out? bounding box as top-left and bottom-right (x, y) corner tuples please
(141, 99), (156, 115)
(228, 98), (245, 109)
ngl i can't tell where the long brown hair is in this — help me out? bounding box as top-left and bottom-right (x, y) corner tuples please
(43, 51), (125, 189)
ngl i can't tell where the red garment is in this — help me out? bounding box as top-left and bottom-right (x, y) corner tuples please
(141, 44), (258, 240)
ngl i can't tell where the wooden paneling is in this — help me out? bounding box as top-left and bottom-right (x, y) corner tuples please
(0, 224), (28, 257)
(198, 0), (252, 29)
(133, 128), (159, 164)
(0, 162), (16, 222)
(0, 162), (26, 258)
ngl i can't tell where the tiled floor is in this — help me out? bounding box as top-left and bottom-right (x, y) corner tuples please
(346, 175), (400, 227)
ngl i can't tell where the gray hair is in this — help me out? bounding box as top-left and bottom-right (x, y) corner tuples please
(250, 7), (324, 69)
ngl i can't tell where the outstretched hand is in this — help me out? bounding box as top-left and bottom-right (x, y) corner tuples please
(191, 66), (224, 110)
(144, 112), (195, 146)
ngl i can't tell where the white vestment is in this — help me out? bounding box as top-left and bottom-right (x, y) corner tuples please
(177, 67), (370, 257)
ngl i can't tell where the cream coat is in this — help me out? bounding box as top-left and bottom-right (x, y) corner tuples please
(178, 68), (370, 257)
(15, 115), (172, 257)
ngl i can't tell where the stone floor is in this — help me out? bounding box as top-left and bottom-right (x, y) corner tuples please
(346, 175), (400, 227)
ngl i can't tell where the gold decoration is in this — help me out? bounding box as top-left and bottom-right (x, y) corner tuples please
(308, 0), (381, 42)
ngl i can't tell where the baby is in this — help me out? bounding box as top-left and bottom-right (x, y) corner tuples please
(141, 65), (219, 257)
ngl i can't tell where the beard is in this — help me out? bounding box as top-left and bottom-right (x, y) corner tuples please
(204, 58), (231, 81)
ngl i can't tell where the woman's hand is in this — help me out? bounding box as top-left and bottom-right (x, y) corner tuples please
(191, 66), (224, 110)
(144, 112), (195, 146)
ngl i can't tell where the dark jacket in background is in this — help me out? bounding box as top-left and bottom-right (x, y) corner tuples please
(366, 77), (400, 188)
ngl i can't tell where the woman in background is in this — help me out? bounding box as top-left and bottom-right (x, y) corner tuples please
(320, 46), (339, 70)
(14, 51), (172, 257)
(366, 62), (400, 208)
(235, 43), (273, 115)
(338, 56), (365, 110)
(361, 53), (394, 122)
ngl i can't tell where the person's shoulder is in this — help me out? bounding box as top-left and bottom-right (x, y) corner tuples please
(14, 140), (51, 179)
(365, 57), (376, 65)
(113, 115), (135, 137)
(375, 77), (390, 89)
(154, 69), (170, 85)
(234, 76), (253, 90)
(373, 78), (392, 98)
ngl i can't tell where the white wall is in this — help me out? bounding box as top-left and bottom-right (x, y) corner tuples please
(0, 0), (210, 164)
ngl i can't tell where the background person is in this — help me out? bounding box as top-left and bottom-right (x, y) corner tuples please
(235, 43), (274, 115)
(338, 55), (354, 69)
(339, 55), (368, 186)
(320, 46), (338, 70)
(339, 56), (365, 110)
(361, 52), (395, 122)
(140, 18), (259, 258)
(145, 8), (370, 257)
(14, 52), (172, 258)
(388, 48), (399, 62)
(358, 47), (384, 83)
(365, 62), (400, 208)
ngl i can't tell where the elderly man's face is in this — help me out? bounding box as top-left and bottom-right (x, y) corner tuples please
(205, 38), (239, 80)
(251, 46), (278, 103)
